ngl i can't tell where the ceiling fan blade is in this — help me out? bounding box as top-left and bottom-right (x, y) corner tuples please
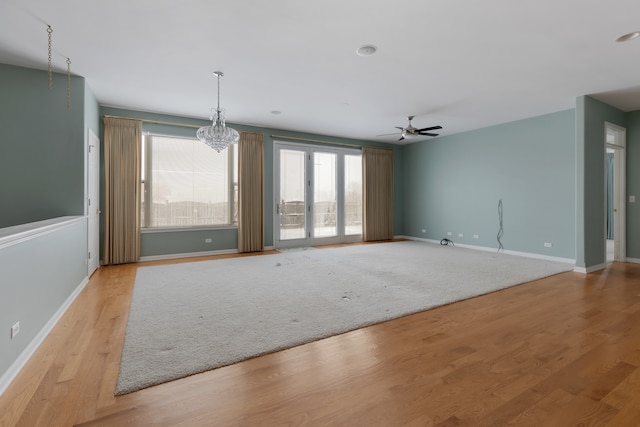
(417, 125), (443, 132)
(398, 136), (405, 141)
(418, 132), (439, 137)
(376, 132), (401, 137)
(395, 126), (404, 130)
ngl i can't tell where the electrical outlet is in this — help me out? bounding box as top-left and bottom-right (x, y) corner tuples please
(205, 238), (212, 243)
(544, 242), (553, 248)
(630, 195), (636, 203)
(11, 321), (20, 339)
(458, 233), (464, 238)
(473, 234), (479, 239)
(447, 231), (452, 236)
(421, 228), (426, 233)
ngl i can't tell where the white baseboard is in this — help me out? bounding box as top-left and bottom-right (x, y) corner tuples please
(0, 276), (90, 397)
(625, 258), (640, 264)
(398, 235), (576, 265)
(573, 263), (607, 274)
(140, 249), (239, 262)
(140, 246), (276, 262)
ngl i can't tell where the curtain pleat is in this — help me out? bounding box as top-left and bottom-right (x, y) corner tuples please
(362, 147), (394, 241)
(238, 132), (264, 253)
(103, 117), (142, 264)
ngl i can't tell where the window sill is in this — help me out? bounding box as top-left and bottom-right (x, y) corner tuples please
(141, 225), (238, 234)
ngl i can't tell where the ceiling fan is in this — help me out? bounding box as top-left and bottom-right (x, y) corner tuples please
(377, 115), (442, 141)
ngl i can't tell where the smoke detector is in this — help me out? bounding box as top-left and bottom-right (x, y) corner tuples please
(356, 45), (377, 56)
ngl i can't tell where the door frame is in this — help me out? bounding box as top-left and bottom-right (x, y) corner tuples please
(273, 141), (362, 249)
(604, 122), (626, 263)
(87, 128), (100, 276)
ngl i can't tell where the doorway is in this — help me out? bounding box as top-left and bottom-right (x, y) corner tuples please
(605, 122), (626, 263)
(274, 142), (362, 249)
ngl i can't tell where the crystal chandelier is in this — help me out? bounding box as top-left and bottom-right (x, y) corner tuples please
(197, 71), (239, 152)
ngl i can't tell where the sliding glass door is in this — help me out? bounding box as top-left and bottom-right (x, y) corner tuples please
(277, 148), (306, 241)
(344, 154), (363, 236)
(313, 152), (337, 239)
(274, 142), (362, 248)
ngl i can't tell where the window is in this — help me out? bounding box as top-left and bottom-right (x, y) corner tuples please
(141, 134), (237, 229)
(344, 154), (362, 236)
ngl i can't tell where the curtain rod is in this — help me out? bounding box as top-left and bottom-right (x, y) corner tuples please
(270, 134), (361, 149)
(103, 114), (202, 129)
(102, 116), (363, 147)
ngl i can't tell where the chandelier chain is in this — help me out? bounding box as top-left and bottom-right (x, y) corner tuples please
(47, 25), (53, 90)
(217, 73), (221, 110)
(66, 57), (71, 110)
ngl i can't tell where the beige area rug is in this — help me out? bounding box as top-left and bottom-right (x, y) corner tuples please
(116, 241), (573, 395)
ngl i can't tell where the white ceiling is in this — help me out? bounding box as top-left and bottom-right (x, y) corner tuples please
(1, 0), (639, 144)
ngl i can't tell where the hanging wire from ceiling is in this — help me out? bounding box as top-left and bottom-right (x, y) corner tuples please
(66, 57), (71, 110)
(497, 199), (504, 252)
(45, 24), (72, 110)
(47, 25), (53, 90)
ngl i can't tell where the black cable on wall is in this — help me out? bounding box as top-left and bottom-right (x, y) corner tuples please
(497, 199), (504, 252)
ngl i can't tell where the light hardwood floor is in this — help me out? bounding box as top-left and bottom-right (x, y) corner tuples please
(1, 248), (640, 426)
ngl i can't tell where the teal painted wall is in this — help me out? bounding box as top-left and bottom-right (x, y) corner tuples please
(100, 107), (401, 257)
(0, 63), (86, 227)
(0, 218), (88, 381)
(575, 96), (627, 268)
(141, 228), (238, 256)
(0, 63), (95, 388)
(403, 109), (576, 259)
(626, 110), (640, 259)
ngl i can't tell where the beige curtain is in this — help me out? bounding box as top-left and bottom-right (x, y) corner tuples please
(238, 132), (264, 253)
(103, 117), (142, 264)
(362, 147), (394, 241)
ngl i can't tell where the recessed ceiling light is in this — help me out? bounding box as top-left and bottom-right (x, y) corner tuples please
(615, 31), (640, 42)
(356, 45), (377, 56)
(271, 110), (282, 115)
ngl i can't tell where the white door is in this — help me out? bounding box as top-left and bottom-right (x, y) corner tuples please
(274, 142), (362, 249)
(87, 129), (100, 276)
(312, 151), (338, 240)
(613, 147), (626, 262)
(275, 146), (309, 248)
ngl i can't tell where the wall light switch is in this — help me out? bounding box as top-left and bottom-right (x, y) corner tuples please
(421, 228), (426, 233)
(458, 233), (464, 238)
(630, 195), (636, 203)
